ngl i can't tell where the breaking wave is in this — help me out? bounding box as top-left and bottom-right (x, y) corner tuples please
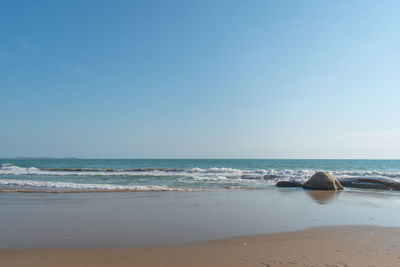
(2, 164), (400, 180)
(1, 163), (400, 192)
(0, 179), (175, 191)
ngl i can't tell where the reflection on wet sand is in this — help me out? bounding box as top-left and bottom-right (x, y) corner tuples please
(306, 190), (341, 204)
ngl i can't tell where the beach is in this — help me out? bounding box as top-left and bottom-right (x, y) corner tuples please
(2, 188), (400, 266)
(2, 225), (400, 266)
(2, 159), (400, 266)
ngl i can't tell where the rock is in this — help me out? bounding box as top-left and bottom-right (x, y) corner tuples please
(340, 178), (400, 191)
(276, 180), (304, 188)
(303, 172), (343, 190)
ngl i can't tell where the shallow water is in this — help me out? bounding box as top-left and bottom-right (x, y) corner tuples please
(1, 189), (400, 248)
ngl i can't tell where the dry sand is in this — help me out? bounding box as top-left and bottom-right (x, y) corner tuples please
(2, 225), (400, 267)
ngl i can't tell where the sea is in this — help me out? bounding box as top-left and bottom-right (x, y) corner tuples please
(0, 158), (399, 193)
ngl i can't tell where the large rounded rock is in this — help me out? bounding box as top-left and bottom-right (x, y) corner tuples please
(303, 172), (343, 190)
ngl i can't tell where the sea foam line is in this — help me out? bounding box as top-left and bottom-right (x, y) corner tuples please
(0, 179), (206, 192)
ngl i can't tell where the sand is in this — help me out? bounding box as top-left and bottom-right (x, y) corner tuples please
(2, 190), (400, 266)
(2, 225), (400, 267)
(3, 189), (400, 249)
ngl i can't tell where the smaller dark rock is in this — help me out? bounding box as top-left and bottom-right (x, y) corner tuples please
(340, 178), (400, 191)
(276, 180), (304, 188)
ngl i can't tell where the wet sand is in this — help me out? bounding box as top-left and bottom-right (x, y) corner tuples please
(2, 189), (400, 248)
(2, 189), (400, 266)
(2, 225), (400, 266)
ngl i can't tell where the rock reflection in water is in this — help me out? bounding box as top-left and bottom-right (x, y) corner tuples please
(306, 190), (341, 204)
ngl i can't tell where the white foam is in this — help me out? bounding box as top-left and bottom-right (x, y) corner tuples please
(0, 164), (40, 174)
(0, 165), (259, 179)
(1, 164), (400, 187)
(191, 167), (243, 174)
(0, 179), (197, 191)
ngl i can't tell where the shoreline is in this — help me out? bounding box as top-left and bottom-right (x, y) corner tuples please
(2, 225), (400, 266)
(2, 186), (400, 195)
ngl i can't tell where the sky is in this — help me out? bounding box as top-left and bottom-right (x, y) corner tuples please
(1, 0), (400, 159)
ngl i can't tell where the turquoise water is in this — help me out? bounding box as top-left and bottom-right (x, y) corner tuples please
(0, 159), (400, 192)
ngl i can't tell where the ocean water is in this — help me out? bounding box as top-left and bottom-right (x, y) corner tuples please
(0, 158), (400, 192)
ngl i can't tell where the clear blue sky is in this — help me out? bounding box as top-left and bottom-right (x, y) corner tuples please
(1, 0), (400, 159)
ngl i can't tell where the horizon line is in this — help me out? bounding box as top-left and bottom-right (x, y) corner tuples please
(1, 157), (400, 160)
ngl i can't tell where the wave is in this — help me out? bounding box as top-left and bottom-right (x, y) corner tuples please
(2, 164), (400, 193)
(0, 178), (207, 192)
(2, 164), (400, 181)
(0, 164), (273, 179)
